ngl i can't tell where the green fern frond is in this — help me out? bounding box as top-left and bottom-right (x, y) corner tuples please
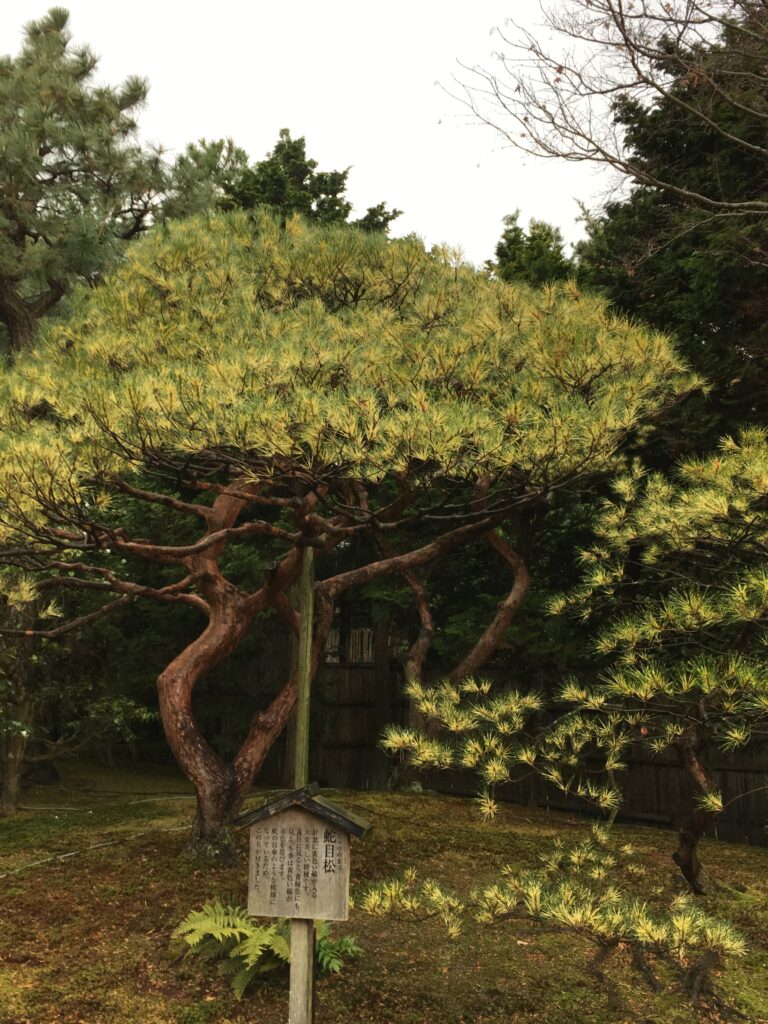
(173, 899), (252, 948)
(173, 901), (360, 998)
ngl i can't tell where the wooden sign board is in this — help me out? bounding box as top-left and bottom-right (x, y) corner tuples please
(248, 806), (350, 922)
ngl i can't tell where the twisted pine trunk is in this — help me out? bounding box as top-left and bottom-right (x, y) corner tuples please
(157, 577), (332, 860)
(0, 278), (64, 352)
(157, 594), (298, 860)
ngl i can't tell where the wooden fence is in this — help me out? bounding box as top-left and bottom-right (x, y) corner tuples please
(255, 629), (768, 847)
(258, 657), (408, 793)
(420, 754), (768, 846)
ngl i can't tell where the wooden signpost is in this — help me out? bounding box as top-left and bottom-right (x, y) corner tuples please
(243, 786), (369, 921)
(237, 544), (370, 1023)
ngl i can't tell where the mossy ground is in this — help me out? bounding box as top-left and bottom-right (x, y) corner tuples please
(1, 760), (767, 1023)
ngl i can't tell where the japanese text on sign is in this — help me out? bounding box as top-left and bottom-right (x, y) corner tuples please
(247, 807), (350, 921)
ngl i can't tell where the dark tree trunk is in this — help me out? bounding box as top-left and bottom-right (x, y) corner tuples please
(1, 692), (35, 814)
(673, 806), (713, 895)
(684, 950), (720, 1006)
(587, 942), (621, 1012)
(0, 282), (36, 353)
(0, 277), (65, 353)
(674, 727), (718, 895)
(447, 532), (530, 684)
(630, 947), (660, 992)
(156, 579), (330, 860)
(1, 726), (27, 816)
(0, 605), (36, 817)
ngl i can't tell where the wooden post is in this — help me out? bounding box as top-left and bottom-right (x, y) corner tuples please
(294, 544), (314, 790)
(290, 543), (315, 1024)
(242, 547), (367, 1024)
(372, 609), (392, 788)
(289, 919), (315, 1024)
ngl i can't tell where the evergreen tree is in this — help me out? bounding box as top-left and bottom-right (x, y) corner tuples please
(0, 7), (163, 352)
(548, 430), (768, 892)
(574, 25), (768, 444)
(362, 825), (746, 1008)
(161, 138), (250, 222)
(386, 431), (768, 893)
(0, 6), (170, 805)
(0, 211), (694, 854)
(224, 128), (401, 231)
(491, 212), (573, 286)
(464, 1), (768, 446)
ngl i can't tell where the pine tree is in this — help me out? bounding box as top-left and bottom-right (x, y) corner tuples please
(0, 210), (695, 854)
(223, 128), (401, 231)
(360, 824), (746, 1010)
(384, 433), (768, 893)
(548, 430), (768, 892)
(490, 212), (573, 286)
(0, 7), (163, 352)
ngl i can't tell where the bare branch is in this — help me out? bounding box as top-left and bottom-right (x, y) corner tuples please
(458, 0), (768, 214)
(377, 534), (435, 684)
(320, 513), (501, 600)
(112, 478), (215, 523)
(0, 594), (132, 638)
(113, 519), (300, 564)
(448, 530), (531, 684)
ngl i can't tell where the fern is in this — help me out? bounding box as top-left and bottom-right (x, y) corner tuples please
(173, 901), (361, 998)
(173, 899), (252, 948)
(315, 921), (362, 974)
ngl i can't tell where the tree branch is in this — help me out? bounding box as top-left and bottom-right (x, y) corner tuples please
(0, 594), (132, 638)
(320, 514), (500, 600)
(448, 530), (530, 684)
(112, 478), (215, 523)
(113, 519), (300, 564)
(377, 534), (435, 684)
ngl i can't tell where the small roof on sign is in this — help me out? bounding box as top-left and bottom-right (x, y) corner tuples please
(235, 782), (371, 838)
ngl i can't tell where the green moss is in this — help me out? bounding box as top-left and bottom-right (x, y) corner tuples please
(1, 761), (767, 1023)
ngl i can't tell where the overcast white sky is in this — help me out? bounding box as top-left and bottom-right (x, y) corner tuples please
(3, 1), (616, 266)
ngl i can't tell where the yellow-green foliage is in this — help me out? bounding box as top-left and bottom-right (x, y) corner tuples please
(359, 867), (465, 940)
(360, 823), (745, 1005)
(381, 677), (626, 819)
(381, 678), (545, 819)
(0, 210), (696, 543)
(479, 826), (746, 963)
(548, 430), (768, 777)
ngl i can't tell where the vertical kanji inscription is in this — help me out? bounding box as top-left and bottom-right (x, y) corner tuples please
(247, 807), (350, 920)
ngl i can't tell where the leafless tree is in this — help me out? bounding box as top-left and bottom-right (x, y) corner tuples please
(459, 0), (768, 214)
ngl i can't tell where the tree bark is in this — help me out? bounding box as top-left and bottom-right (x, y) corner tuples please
(0, 277), (65, 353)
(684, 950), (720, 1007)
(0, 603), (36, 817)
(587, 942), (621, 1012)
(630, 946), (660, 992)
(386, 556), (435, 738)
(673, 727), (718, 895)
(157, 595), (261, 859)
(447, 531), (529, 684)
(188, 763), (240, 860)
(156, 564), (334, 858)
(0, 281), (36, 353)
(1, 720), (28, 816)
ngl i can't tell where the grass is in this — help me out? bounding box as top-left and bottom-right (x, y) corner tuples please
(1, 760), (767, 1023)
